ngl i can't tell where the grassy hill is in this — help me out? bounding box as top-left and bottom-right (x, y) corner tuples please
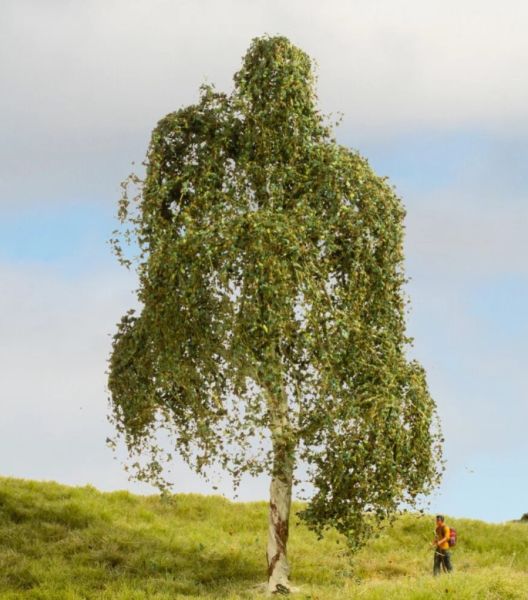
(0, 477), (527, 599)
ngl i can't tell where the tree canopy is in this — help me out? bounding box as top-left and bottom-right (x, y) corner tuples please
(108, 35), (442, 590)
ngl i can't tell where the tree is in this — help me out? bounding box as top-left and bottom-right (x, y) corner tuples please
(108, 35), (443, 593)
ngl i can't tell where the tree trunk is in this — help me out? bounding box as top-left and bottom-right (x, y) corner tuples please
(267, 432), (295, 593)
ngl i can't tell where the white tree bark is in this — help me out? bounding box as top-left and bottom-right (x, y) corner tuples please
(266, 383), (295, 596)
(267, 458), (293, 593)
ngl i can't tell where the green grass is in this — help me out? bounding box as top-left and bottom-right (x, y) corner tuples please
(0, 477), (527, 599)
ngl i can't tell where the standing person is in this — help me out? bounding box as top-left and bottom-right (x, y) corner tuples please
(432, 515), (453, 575)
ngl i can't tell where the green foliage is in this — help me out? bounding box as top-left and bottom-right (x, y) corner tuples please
(108, 35), (442, 548)
(1, 478), (528, 599)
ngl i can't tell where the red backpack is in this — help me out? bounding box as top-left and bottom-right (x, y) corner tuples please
(448, 526), (457, 547)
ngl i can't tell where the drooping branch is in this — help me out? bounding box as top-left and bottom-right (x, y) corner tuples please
(108, 36), (443, 586)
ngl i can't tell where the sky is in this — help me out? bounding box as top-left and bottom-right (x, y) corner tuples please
(1, 0), (527, 523)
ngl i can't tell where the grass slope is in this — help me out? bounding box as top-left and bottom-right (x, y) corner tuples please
(0, 477), (527, 599)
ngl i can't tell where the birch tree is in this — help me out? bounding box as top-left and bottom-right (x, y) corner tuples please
(108, 36), (443, 593)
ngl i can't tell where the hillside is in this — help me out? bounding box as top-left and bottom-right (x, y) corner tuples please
(0, 477), (526, 599)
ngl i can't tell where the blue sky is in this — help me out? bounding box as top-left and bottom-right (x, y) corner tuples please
(1, 0), (527, 523)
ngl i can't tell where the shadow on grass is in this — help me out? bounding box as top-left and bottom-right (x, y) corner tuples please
(0, 486), (95, 530)
(0, 483), (264, 597)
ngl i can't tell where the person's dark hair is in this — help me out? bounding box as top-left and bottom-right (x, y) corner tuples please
(436, 514), (444, 521)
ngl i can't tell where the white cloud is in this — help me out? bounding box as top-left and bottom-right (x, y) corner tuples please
(3, 0), (528, 208)
(2, 0), (528, 143)
(0, 263), (133, 484)
(405, 194), (528, 278)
